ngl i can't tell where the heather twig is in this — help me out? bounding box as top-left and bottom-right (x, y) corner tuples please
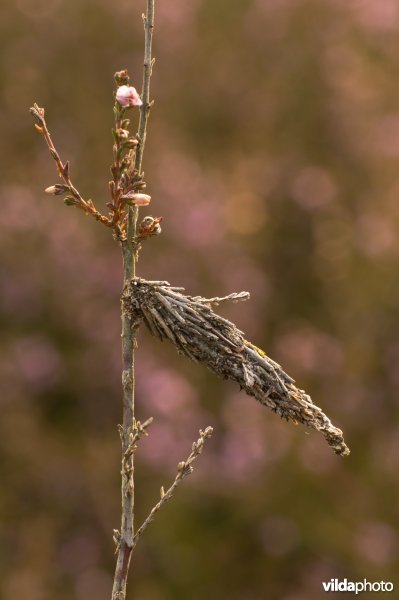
(112, 2), (156, 599)
(29, 103), (118, 232)
(29, 0), (350, 597)
(132, 427), (213, 549)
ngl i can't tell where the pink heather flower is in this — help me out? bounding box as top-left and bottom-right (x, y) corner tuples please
(121, 193), (151, 206)
(116, 85), (142, 107)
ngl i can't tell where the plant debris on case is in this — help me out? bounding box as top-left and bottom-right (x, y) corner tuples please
(123, 278), (350, 457)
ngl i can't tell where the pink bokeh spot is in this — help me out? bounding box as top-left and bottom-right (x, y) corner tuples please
(291, 166), (337, 210)
(137, 367), (197, 415)
(355, 521), (399, 565)
(13, 335), (63, 392)
(276, 325), (344, 376)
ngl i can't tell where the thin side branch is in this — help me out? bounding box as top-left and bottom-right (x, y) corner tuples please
(193, 291), (250, 306)
(132, 427), (213, 549)
(29, 104), (117, 232)
(123, 417), (153, 465)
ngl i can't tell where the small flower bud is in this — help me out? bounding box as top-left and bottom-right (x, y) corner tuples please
(116, 85), (143, 108)
(114, 70), (130, 86)
(177, 461), (186, 473)
(64, 196), (78, 206)
(45, 184), (69, 196)
(61, 161), (70, 178)
(121, 193), (151, 206)
(138, 216), (163, 238)
(116, 128), (129, 140)
(124, 138), (139, 149)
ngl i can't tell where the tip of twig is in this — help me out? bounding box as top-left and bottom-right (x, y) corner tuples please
(141, 416), (154, 429)
(201, 426), (213, 438)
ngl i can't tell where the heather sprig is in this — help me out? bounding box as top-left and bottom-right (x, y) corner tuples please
(29, 2), (349, 599)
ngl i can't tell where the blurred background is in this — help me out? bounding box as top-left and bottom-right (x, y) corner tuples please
(1, 0), (399, 598)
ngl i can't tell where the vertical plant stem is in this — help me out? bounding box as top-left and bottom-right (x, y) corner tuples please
(112, 1), (155, 599)
(130, 0), (155, 260)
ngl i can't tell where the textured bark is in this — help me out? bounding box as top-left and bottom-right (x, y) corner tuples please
(123, 278), (350, 457)
(111, 2), (155, 599)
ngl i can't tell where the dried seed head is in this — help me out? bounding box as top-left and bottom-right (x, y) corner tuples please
(114, 69), (130, 86)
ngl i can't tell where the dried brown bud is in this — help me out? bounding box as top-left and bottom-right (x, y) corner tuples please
(59, 161), (70, 179)
(203, 426), (213, 438)
(177, 461), (186, 473)
(116, 128), (129, 140)
(30, 104), (45, 124)
(63, 196), (78, 207)
(121, 157), (132, 170)
(114, 69), (130, 86)
(134, 181), (147, 191)
(138, 215), (162, 238)
(124, 138), (139, 149)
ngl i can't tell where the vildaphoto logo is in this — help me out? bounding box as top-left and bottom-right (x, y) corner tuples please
(322, 579), (394, 594)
